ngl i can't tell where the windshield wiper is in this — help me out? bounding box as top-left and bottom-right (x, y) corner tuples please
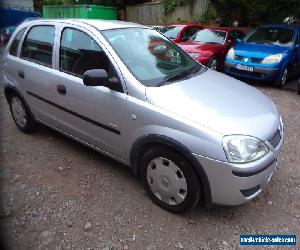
(156, 65), (201, 87)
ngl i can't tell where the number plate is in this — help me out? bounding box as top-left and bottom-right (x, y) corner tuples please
(236, 64), (254, 72)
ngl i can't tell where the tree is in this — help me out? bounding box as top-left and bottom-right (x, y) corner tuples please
(210, 0), (300, 26)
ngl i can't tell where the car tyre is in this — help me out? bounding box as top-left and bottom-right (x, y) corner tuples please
(208, 56), (218, 71)
(274, 67), (288, 88)
(9, 93), (37, 133)
(140, 146), (202, 213)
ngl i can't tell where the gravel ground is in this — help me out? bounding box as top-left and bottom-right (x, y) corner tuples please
(0, 45), (299, 250)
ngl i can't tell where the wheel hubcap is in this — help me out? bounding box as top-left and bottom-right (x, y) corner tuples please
(11, 97), (27, 128)
(210, 59), (217, 70)
(147, 157), (187, 206)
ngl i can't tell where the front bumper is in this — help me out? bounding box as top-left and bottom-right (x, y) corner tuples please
(225, 61), (280, 81)
(194, 131), (284, 206)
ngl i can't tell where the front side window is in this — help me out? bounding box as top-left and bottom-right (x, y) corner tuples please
(60, 28), (109, 78)
(9, 28), (26, 56)
(244, 27), (295, 47)
(181, 27), (201, 42)
(21, 25), (55, 67)
(190, 29), (227, 45)
(102, 28), (202, 87)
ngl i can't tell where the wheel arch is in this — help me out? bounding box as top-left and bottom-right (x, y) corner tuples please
(130, 134), (212, 206)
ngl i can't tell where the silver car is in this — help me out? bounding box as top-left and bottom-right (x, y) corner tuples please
(3, 19), (284, 213)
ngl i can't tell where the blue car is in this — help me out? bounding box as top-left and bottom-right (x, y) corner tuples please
(225, 24), (300, 87)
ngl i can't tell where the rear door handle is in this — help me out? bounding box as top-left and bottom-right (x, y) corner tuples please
(17, 70), (25, 79)
(57, 84), (66, 95)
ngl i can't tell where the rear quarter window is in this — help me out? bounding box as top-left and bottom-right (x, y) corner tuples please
(21, 25), (55, 67)
(9, 28), (26, 57)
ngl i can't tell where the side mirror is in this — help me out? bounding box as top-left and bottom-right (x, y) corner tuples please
(83, 69), (108, 87)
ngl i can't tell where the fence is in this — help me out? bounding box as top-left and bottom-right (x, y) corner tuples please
(126, 0), (208, 24)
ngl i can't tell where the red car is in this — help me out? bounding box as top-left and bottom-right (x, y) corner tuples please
(160, 24), (203, 43)
(179, 27), (245, 70)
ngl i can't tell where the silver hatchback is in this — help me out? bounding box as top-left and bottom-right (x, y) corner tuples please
(3, 19), (284, 213)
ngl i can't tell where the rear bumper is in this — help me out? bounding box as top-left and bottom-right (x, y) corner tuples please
(225, 61), (280, 81)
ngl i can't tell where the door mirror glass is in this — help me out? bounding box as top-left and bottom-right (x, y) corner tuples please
(83, 69), (108, 87)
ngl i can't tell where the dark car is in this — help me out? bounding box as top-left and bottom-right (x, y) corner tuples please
(160, 24), (203, 43)
(179, 27), (245, 70)
(1, 26), (17, 44)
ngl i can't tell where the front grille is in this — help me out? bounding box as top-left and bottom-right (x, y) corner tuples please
(240, 185), (260, 197)
(268, 129), (281, 148)
(234, 55), (243, 60)
(251, 57), (262, 63)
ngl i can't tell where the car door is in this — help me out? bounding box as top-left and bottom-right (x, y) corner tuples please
(53, 25), (128, 160)
(15, 24), (60, 128)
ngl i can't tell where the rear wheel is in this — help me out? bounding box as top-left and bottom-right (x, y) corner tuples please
(140, 146), (202, 213)
(9, 93), (37, 133)
(274, 67), (288, 88)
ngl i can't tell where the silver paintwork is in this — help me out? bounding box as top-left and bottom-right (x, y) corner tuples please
(147, 157), (187, 205)
(3, 19), (284, 206)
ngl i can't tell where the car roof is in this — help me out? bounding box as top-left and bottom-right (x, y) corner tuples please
(163, 23), (202, 27)
(23, 18), (144, 30)
(258, 23), (300, 30)
(202, 27), (238, 32)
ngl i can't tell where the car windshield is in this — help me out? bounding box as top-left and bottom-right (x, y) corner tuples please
(190, 29), (226, 44)
(160, 26), (182, 39)
(244, 27), (295, 47)
(102, 28), (202, 87)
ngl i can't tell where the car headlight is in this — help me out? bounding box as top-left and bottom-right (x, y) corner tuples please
(261, 53), (282, 64)
(223, 135), (269, 163)
(227, 48), (235, 59)
(189, 52), (200, 59)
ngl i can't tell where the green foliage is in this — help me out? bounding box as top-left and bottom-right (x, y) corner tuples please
(210, 0), (300, 26)
(163, 0), (195, 15)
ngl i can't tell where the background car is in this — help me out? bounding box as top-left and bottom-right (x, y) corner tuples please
(1, 26), (16, 44)
(225, 24), (300, 87)
(179, 27), (245, 70)
(160, 23), (203, 43)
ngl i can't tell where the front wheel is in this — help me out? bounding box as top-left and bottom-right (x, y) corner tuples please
(140, 146), (202, 213)
(274, 67), (288, 88)
(9, 93), (37, 133)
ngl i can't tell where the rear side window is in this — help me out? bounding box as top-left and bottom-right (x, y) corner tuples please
(9, 28), (26, 56)
(21, 25), (55, 67)
(59, 28), (108, 77)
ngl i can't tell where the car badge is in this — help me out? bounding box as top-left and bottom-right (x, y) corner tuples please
(244, 57), (249, 63)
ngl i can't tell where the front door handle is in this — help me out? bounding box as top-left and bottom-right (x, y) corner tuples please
(18, 70), (25, 79)
(57, 84), (66, 95)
